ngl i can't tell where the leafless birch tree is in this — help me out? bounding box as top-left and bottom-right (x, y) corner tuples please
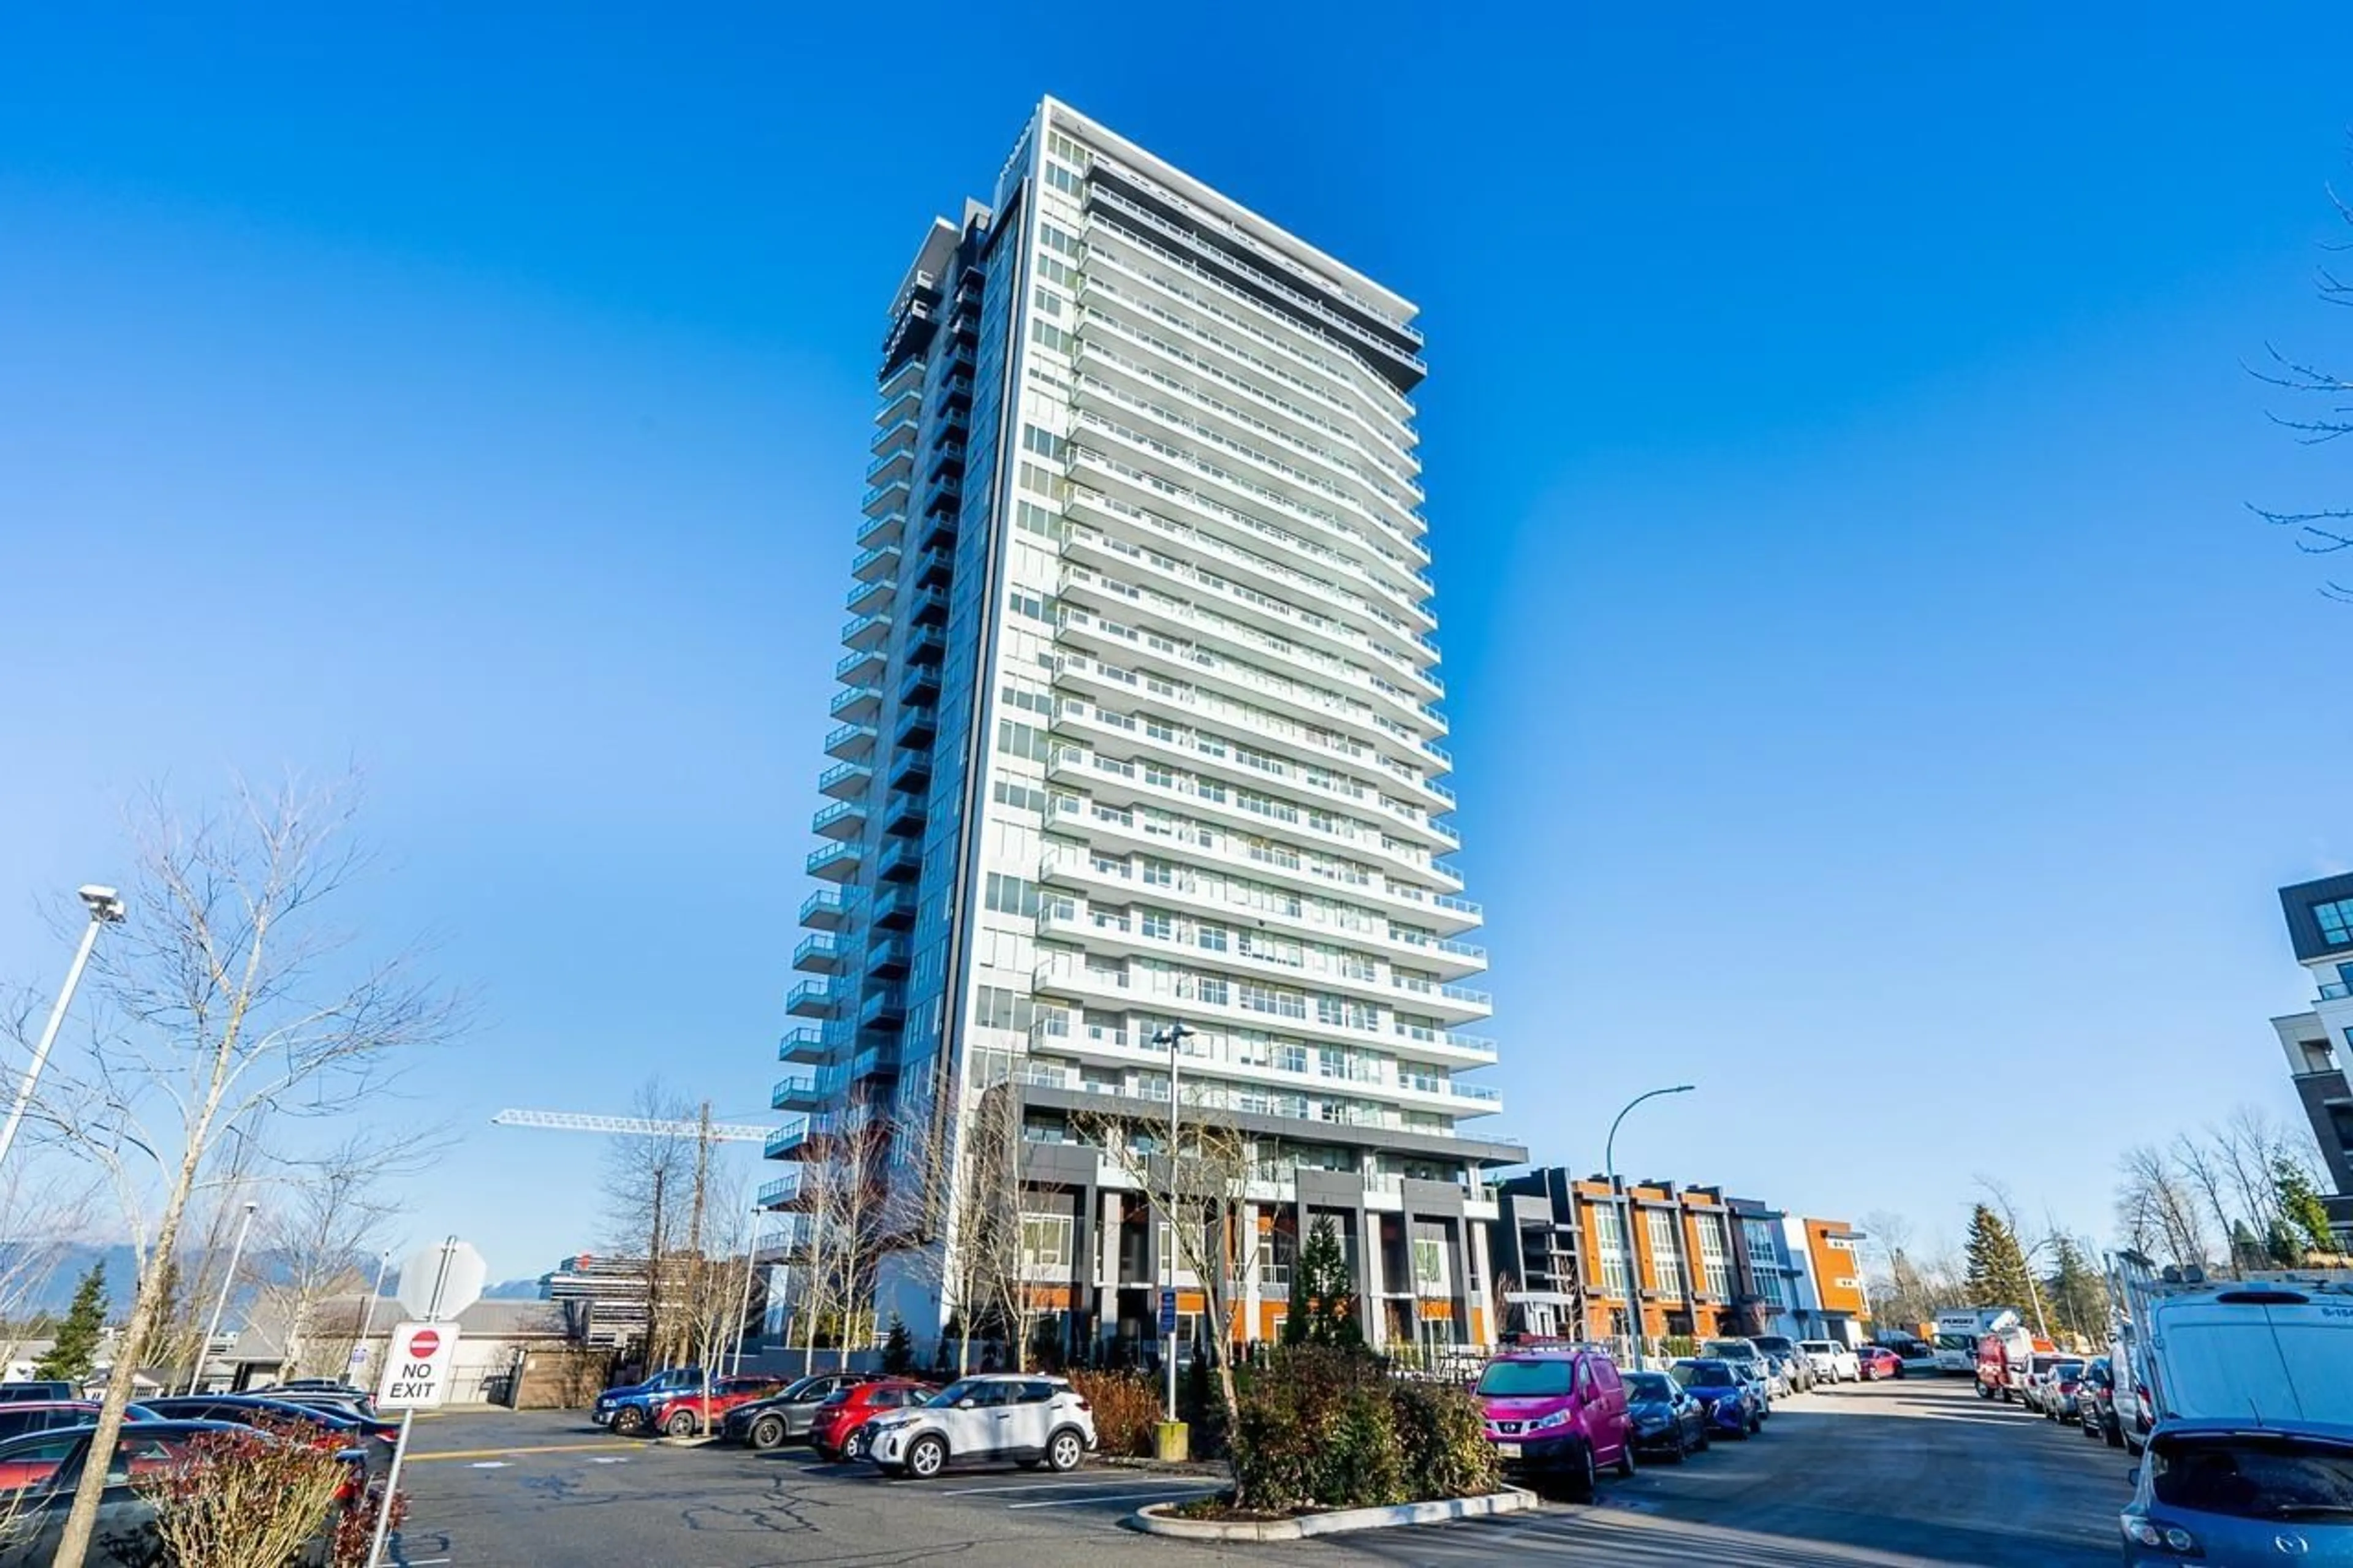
(17, 776), (464, 1568)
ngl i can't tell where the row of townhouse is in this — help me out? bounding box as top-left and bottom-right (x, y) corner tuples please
(1491, 1169), (1872, 1349)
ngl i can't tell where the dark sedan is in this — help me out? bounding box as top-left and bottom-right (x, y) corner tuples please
(1669, 1358), (1762, 1439)
(2077, 1357), (2126, 1448)
(0, 1419), (354, 1567)
(142, 1395), (398, 1476)
(1621, 1370), (1710, 1461)
(721, 1373), (883, 1450)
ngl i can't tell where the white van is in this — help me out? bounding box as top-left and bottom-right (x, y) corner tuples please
(2139, 1279), (2353, 1427)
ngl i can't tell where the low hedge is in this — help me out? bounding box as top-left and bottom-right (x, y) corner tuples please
(1229, 1346), (1496, 1513)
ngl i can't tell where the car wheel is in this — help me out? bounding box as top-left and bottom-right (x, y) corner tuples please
(1615, 1438), (1636, 1480)
(1663, 1434), (1685, 1464)
(612, 1407), (646, 1436)
(1564, 1441), (1598, 1502)
(846, 1427), (872, 1463)
(665, 1411), (699, 1437)
(1047, 1428), (1085, 1473)
(1976, 1382), (1994, 1401)
(749, 1415), (786, 1451)
(904, 1434), (947, 1480)
(2105, 1421), (2124, 1451)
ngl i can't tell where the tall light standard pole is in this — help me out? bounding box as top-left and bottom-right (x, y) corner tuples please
(1150, 1021), (1193, 1426)
(354, 1250), (393, 1380)
(1604, 1084), (1695, 1368)
(0, 885), (126, 1171)
(190, 1200), (259, 1395)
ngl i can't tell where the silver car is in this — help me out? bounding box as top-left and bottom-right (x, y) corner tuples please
(2121, 1420), (2353, 1565)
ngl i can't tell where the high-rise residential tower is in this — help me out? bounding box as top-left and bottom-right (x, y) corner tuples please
(770, 98), (1520, 1358)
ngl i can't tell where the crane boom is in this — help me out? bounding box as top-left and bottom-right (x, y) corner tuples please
(491, 1108), (772, 1142)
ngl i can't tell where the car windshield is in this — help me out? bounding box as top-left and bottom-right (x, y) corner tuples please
(1750, 1338), (1793, 1354)
(1624, 1373), (1673, 1401)
(1474, 1360), (1574, 1398)
(2150, 1434), (2353, 1521)
(1672, 1363), (1734, 1390)
(2053, 1361), (2085, 1380)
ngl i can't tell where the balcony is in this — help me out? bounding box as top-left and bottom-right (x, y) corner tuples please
(824, 722), (877, 763)
(887, 745), (933, 790)
(865, 446), (913, 488)
(799, 887), (854, 931)
(846, 575), (892, 618)
(913, 548), (954, 591)
(878, 840), (922, 882)
(786, 979), (838, 1018)
(806, 841), (861, 882)
(898, 663), (941, 706)
(903, 627), (947, 668)
(879, 354), (925, 403)
(765, 1118), (810, 1158)
(828, 683), (881, 725)
(773, 1072), (827, 1113)
(862, 477), (911, 519)
(817, 759), (873, 800)
(919, 509), (957, 553)
(852, 542), (903, 583)
(883, 789), (926, 836)
(872, 886), (916, 930)
(841, 612), (891, 653)
(936, 374), (974, 410)
(778, 1025), (827, 1064)
(895, 705), (938, 747)
(858, 508), (904, 552)
(758, 1168), (806, 1210)
(792, 932), (845, 975)
(859, 985), (907, 1029)
(813, 798), (866, 842)
(866, 936), (912, 977)
(908, 586), (950, 627)
(835, 645), (885, 687)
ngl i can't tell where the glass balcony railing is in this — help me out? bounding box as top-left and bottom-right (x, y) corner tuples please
(851, 542), (902, 582)
(824, 722), (877, 762)
(805, 842), (860, 881)
(778, 1025), (825, 1062)
(811, 798), (865, 838)
(799, 887), (854, 929)
(758, 1168), (804, 1208)
(817, 759), (872, 799)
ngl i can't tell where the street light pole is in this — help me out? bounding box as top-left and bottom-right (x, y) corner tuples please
(0, 885), (126, 1172)
(1603, 1085), (1696, 1369)
(354, 1249), (393, 1379)
(190, 1201), (259, 1395)
(1150, 1021), (1193, 1426)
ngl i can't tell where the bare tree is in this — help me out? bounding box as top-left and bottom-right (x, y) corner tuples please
(0, 1161), (99, 1371)
(885, 1074), (1027, 1376)
(2251, 157), (2353, 599)
(250, 1127), (438, 1380)
(600, 1080), (697, 1369)
(2116, 1145), (2211, 1270)
(17, 776), (464, 1568)
(1075, 1079), (1252, 1446)
(788, 1110), (894, 1374)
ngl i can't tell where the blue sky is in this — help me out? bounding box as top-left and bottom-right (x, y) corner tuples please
(4, 3), (2351, 1280)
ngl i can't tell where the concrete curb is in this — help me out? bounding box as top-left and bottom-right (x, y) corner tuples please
(1124, 1488), (1537, 1541)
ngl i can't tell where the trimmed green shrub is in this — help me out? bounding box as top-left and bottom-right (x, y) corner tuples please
(1389, 1379), (1499, 1500)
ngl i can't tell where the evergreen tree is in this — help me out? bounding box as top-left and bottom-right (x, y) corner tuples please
(1963, 1205), (2036, 1312)
(2273, 1159), (2338, 1257)
(36, 1263), (107, 1385)
(2229, 1219), (2267, 1274)
(881, 1314), (913, 1375)
(1284, 1218), (1362, 1347)
(2042, 1237), (2108, 1346)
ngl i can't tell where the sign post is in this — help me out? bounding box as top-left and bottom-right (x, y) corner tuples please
(366, 1236), (483, 1568)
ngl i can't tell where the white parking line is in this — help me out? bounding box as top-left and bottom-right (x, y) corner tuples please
(1006, 1487), (1222, 1510)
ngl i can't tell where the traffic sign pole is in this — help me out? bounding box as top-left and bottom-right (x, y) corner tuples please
(368, 1236), (480, 1568)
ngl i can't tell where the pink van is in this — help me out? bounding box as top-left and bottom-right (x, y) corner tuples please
(1472, 1347), (1635, 1500)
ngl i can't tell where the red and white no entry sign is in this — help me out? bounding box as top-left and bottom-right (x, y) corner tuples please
(377, 1319), (461, 1412)
(409, 1328), (441, 1359)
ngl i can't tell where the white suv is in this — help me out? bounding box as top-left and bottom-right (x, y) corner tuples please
(864, 1374), (1097, 1480)
(1800, 1340), (1859, 1383)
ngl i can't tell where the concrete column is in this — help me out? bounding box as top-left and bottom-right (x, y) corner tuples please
(1097, 1189), (1123, 1349)
(1468, 1218), (1493, 1346)
(1240, 1200), (1260, 1347)
(1357, 1206), (1386, 1347)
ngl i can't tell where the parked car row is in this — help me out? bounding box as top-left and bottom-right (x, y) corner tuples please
(594, 1368), (1102, 1480)
(1471, 1343), (1786, 1503)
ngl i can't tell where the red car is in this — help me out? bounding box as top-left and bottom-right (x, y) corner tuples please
(810, 1380), (936, 1461)
(645, 1376), (789, 1438)
(1855, 1345), (1903, 1381)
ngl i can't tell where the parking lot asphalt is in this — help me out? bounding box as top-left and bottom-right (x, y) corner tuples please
(386, 1376), (2131, 1567)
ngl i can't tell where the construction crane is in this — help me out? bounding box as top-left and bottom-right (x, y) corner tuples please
(490, 1108), (772, 1142)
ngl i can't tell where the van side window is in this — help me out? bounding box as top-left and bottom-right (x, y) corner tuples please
(1573, 1360), (1593, 1400)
